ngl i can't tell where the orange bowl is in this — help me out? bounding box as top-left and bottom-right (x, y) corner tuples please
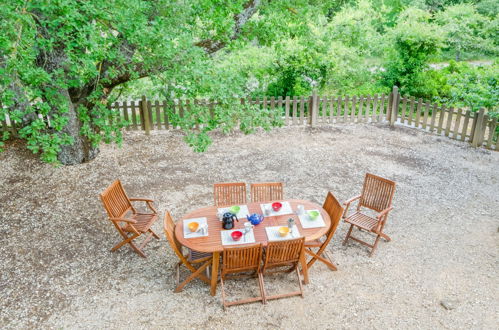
(188, 222), (199, 232)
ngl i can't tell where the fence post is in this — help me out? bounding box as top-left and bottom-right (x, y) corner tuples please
(309, 90), (318, 126)
(389, 86), (399, 127)
(140, 95), (151, 135)
(471, 108), (486, 147)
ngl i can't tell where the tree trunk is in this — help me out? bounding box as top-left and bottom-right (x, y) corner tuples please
(57, 89), (99, 165)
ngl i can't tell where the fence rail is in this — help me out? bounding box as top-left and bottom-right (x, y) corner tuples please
(1, 87), (497, 151)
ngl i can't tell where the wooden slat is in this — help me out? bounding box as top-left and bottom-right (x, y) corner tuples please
(147, 100), (153, 130)
(300, 96), (305, 125)
(461, 110), (471, 141)
(154, 100), (161, 129)
(330, 96), (336, 123)
(350, 96), (357, 123)
(121, 102), (129, 131)
(452, 108), (463, 139)
(292, 96), (298, 125)
(429, 104), (438, 132)
(445, 107), (454, 137)
(401, 96), (407, 124)
(421, 102), (430, 130)
(284, 96), (290, 125)
(485, 118), (497, 148)
(343, 96), (349, 123)
(415, 98), (422, 128)
(163, 100), (170, 129)
(436, 105), (445, 134)
(277, 96), (283, 124)
(407, 96), (415, 126)
(378, 94), (385, 122)
(357, 96), (363, 123)
(130, 100), (138, 130)
(322, 96), (327, 123)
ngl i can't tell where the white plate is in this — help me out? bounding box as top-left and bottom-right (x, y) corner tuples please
(221, 228), (256, 245)
(183, 217), (209, 238)
(298, 210), (326, 229)
(265, 225), (301, 241)
(260, 201), (293, 216)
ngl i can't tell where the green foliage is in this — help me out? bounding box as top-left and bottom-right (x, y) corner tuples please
(435, 4), (497, 60)
(382, 8), (444, 97)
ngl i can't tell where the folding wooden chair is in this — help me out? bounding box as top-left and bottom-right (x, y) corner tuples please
(100, 179), (159, 258)
(261, 238), (305, 302)
(250, 182), (284, 202)
(305, 192), (344, 271)
(220, 244), (265, 309)
(213, 182), (247, 206)
(163, 212), (212, 292)
(342, 173), (396, 256)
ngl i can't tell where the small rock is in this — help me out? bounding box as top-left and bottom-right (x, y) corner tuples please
(440, 300), (459, 310)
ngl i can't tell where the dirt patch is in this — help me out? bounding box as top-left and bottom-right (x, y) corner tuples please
(0, 124), (498, 329)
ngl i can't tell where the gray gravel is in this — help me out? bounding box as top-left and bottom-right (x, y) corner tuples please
(0, 123), (498, 329)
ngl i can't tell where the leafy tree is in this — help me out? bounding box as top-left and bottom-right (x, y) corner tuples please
(381, 8), (443, 97)
(435, 4), (497, 60)
(0, 0), (264, 164)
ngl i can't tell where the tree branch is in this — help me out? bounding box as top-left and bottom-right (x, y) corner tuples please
(196, 0), (261, 54)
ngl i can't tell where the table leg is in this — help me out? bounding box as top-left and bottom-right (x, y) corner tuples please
(300, 253), (309, 284)
(210, 251), (220, 296)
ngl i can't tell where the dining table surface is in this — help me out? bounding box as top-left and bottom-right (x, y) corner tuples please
(176, 199), (331, 296)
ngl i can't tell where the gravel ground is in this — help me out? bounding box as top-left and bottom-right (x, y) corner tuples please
(0, 123), (498, 329)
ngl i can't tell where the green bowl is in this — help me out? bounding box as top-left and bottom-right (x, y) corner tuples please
(230, 205), (241, 214)
(308, 210), (320, 220)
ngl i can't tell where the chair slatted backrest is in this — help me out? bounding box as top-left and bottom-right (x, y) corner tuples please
(323, 192), (344, 238)
(250, 182), (284, 203)
(359, 174), (396, 212)
(263, 238), (304, 270)
(214, 182), (247, 207)
(163, 212), (185, 259)
(222, 244), (262, 274)
(100, 180), (133, 218)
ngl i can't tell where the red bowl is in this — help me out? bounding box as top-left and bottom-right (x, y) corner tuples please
(272, 202), (282, 211)
(231, 230), (243, 241)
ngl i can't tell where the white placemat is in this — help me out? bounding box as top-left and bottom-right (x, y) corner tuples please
(260, 201), (293, 216)
(217, 205), (250, 220)
(221, 228), (256, 245)
(298, 210), (326, 229)
(183, 217), (208, 238)
(265, 225), (301, 241)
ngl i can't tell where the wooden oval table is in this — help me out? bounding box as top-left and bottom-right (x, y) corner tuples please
(176, 199), (331, 296)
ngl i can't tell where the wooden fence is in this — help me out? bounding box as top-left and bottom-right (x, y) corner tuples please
(1, 87), (497, 150)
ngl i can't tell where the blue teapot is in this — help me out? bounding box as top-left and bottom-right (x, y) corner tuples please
(246, 213), (264, 225)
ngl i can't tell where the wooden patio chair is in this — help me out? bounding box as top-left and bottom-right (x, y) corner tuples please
(305, 192), (344, 271)
(100, 179), (159, 258)
(342, 173), (396, 256)
(250, 182), (284, 202)
(163, 212), (212, 292)
(213, 182), (247, 207)
(220, 244), (265, 309)
(261, 238), (305, 302)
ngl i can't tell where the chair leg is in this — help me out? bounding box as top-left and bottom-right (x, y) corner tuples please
(175, 259), (211, 293)
(258, 272), (266, 304)
(369, 234), (381, 257)
(111, 233), (138, 252)
(129, 241), (147, 258)
(343, 224), (354, 246)
(296, 267), (304, 298)
(220, 275), (227, 310)
(149, 228), (160, 239)
(380, 232), (391, 242)
(305, 249), (337, 271)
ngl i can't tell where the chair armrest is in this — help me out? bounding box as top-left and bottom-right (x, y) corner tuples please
(342, 195), (361, 219)
(110, 217), (137, 224)
(129, 198), (157, 214)
(376, 206), (393, 220)
(343, 195), (361, 206)
(129, 198), (154, 202)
